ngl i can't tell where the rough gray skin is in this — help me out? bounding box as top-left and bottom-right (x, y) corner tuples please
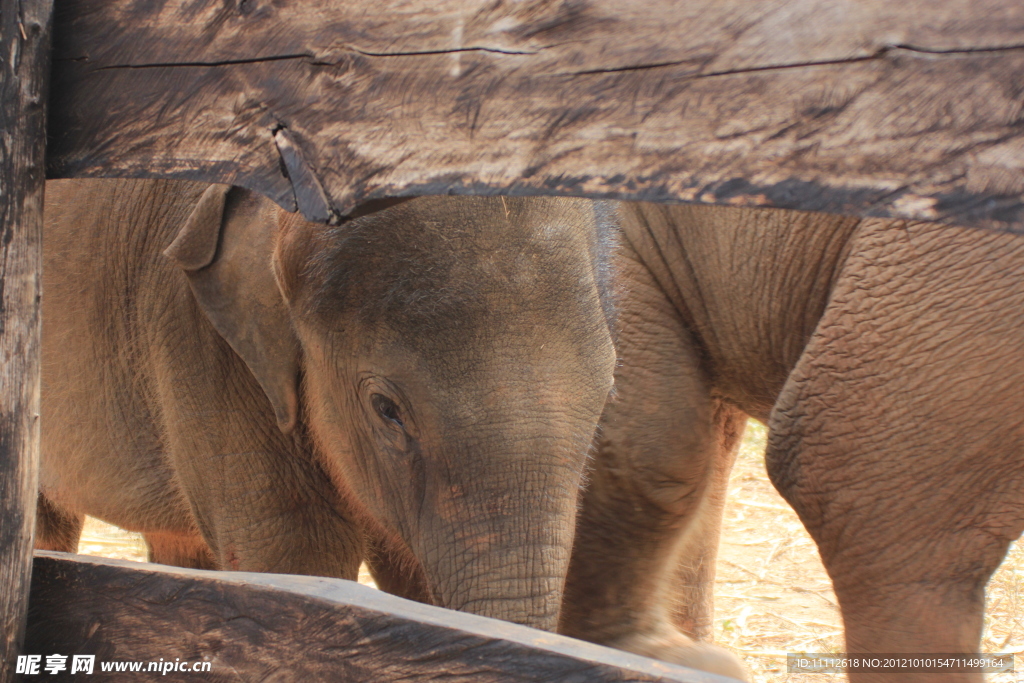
(37, 178), (622, 635)
(561, 202), (1024, 683)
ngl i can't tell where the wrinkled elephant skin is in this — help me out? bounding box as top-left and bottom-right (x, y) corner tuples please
(562, 203), (1024, 683)
(37, 178), (623, 634)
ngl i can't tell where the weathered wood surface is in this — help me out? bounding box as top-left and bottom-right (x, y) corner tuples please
(48, 0), (1024, 230)
(25, 552), (740, 682)
(0, 0), (51, 680)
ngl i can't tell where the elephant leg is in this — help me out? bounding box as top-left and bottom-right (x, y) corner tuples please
(560, 242), (747, 680)
(34, 493), (84, 552)
(668, 405), (746, 641)
(767, 219), (1024, 683)
(164, 436), (366, 580)
(144, 531), (217, 569)
(364, 534), (433, 604)
(150, 310), (367, 580)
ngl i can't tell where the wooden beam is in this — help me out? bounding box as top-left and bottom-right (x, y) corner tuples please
(26, 552), (739, 682)
(0, 0), (51, 680)
(47, 0), (1024, 230)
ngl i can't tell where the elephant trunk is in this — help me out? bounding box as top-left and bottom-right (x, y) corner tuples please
(416, 430), (589, 631)
(429, 519), (573, 630)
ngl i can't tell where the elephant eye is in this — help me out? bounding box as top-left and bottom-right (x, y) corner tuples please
(371, 394), (404, 428)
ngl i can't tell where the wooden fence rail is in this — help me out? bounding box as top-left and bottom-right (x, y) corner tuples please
(48, 0), (1024, 231)
(25, 552), (741, 682)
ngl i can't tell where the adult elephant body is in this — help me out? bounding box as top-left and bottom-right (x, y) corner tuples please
(562, 202), (1024, 683)
(38, 178), (620, 632)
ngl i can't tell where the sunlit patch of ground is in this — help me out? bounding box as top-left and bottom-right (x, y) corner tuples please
(76, 419), (1022, 681)
(78, 517), (147, 562)
(715, 421), (844, 681)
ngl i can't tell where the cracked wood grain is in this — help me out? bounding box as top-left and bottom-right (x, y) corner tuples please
(46, 0), (1024, 230)
(565, 43), (1024, 77)
(0, 0), (51, 680)
(26, 553), (740, 683)
(89, 44), (543, 71)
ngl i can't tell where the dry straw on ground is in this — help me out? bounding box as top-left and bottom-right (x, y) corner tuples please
(77, 419), (1022, 681)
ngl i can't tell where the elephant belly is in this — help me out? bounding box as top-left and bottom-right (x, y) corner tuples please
(40, 329), (195, 536)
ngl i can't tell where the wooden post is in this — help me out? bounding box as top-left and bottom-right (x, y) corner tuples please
(0, 0), (51, 680)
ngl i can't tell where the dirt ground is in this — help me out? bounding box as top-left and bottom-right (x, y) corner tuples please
(76, 419), (1022, 681)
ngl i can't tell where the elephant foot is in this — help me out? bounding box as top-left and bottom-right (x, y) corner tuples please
(612, 625), (749, 681)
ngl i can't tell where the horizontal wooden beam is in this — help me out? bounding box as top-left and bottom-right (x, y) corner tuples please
(25, 552), (739, 682)
(47, 0), (1024, 230)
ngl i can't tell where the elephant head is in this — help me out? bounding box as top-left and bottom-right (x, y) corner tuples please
(164, 185), (617, 629)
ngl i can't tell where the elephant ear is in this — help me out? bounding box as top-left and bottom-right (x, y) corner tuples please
(165, 185), (301, 434)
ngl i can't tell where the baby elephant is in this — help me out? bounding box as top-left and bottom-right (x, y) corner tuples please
(561, 202), (1024, 683)
(38, 178), (618, 633)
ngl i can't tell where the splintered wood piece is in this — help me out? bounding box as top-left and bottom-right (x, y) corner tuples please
(25, 552), (739, 682)
(0, 0), (51, 680)
(47, 0), (1024, 230)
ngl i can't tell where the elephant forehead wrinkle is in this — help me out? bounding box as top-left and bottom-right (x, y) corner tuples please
(298, 197), (612, 360)
(434, 407), (599, 462)
(427, 340), (613, 397)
